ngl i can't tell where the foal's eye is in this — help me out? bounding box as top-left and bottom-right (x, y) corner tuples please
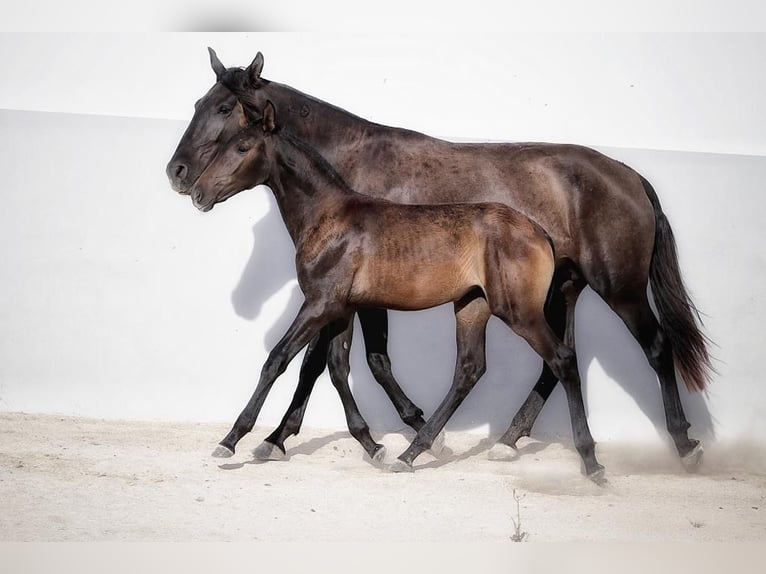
(218, 105), (232, 115)
(237, 145), (250, 154)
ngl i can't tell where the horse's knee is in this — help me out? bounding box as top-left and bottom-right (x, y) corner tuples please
(366, 352), (392, 377)
(327, 349), (350, 384)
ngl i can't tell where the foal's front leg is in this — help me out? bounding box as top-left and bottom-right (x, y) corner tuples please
(256, 308), (436, 462)
(260, 316), (388, 462)
(213, 301), (333, 457)
(252, 327), (331, 461)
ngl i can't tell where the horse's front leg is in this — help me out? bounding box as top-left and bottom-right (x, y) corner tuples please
(357, 308), (444, 455)
(324, 316), (387, 462)
(213, 300), (333, 457)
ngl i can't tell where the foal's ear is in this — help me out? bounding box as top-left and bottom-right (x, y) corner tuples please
(248, 52), (265, 85)
(242, 104), (261, 126)
(208, 47), (226, 81)
(262, 100), (277, 133)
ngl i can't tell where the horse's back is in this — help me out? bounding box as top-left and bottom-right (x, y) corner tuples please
(342, 132), (655, 285)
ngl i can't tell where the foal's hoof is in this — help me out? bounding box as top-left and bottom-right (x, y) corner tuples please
(681, 443), (704, 472)
(371, 445), (387, 464)
(389, 459), (414, 473)
(429, 431), (446, 457)
(587, 465), (607, 485)
(487, 442), (519, 461)
(212, 445), (234, 459)
(252, 441), (286, 461)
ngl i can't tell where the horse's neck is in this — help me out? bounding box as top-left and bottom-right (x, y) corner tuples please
(263, 81), (410, 155)
(266, 134), (353, 244)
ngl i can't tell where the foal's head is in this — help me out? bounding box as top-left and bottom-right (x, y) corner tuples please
(190, 102), (277, 212)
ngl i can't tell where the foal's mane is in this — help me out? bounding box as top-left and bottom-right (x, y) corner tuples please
(278, 129), (355, 195)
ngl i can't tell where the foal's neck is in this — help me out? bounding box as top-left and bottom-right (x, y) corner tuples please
(266, 131), (357, 244)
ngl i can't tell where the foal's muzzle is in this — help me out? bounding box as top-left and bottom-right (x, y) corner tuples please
(191, 188), (214, 212)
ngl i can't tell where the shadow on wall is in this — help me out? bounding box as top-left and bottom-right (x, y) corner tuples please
(230, 197), (714, 443)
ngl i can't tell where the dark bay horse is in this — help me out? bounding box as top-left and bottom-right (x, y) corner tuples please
(167, 50), (711, 467)
(190, 100), (604, 477)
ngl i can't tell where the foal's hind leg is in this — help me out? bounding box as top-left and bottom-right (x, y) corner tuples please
(490, 268), (585, 459)
(391, 293), (490, 472)
(509, 313), (604, 480)
(608, 292), (702, 469)
(253, 328), (330, 461)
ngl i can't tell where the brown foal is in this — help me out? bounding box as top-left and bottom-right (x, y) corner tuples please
(190, 101), (603, 478)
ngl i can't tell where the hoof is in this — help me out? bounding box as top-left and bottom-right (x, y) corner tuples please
(252, 441), (286, 461)
(389, 459), (414, 473)
(371, 445), (387, 464)
(487, 442), (519, 461)
(681, 443), (704, 472)
(587, 465), (607, 485)
(429, 431), (446, 457)
(212, 445), (234, 459)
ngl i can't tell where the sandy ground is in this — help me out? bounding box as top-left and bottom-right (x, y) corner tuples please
(1, 412), (765, 542)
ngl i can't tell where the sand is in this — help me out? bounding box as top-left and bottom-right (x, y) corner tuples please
(0, 412), (764, 542)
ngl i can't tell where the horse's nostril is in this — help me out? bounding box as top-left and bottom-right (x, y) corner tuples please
(175, 163), (188, 179)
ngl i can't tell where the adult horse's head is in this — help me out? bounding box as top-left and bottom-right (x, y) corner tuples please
(189, 101), (277, 212)
(165, 48), (267, 194)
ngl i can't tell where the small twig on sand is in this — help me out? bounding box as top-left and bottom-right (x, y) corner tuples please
(510, 489), (529, 542)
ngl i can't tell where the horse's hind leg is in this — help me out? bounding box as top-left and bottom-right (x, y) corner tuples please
(253, 327), (330, 461)
(608, 292), (702, 468)
(491, 268), (585, 459)
(391, 292), (490, 472)
(325, 317), (386, 463)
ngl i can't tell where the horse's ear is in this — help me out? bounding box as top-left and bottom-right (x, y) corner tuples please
(263, 100), (277, 133)
(208, 47), (226, 81)
(248, 52), (265, 84)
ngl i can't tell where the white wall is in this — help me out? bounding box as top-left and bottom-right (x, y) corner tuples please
(2, 33), (766, 155)
(1, 33), (765, 451)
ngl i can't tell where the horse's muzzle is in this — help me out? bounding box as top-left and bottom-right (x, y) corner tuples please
(166, 160), (192, 194)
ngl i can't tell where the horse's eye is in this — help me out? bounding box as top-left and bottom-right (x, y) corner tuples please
(218, 105), (232, 115)
(237, 146), (250, 154)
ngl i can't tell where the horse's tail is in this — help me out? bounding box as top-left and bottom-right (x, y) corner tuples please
(642, 175), (712, 392)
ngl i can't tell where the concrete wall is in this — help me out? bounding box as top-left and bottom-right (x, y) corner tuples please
(1, 33), (765, 450)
